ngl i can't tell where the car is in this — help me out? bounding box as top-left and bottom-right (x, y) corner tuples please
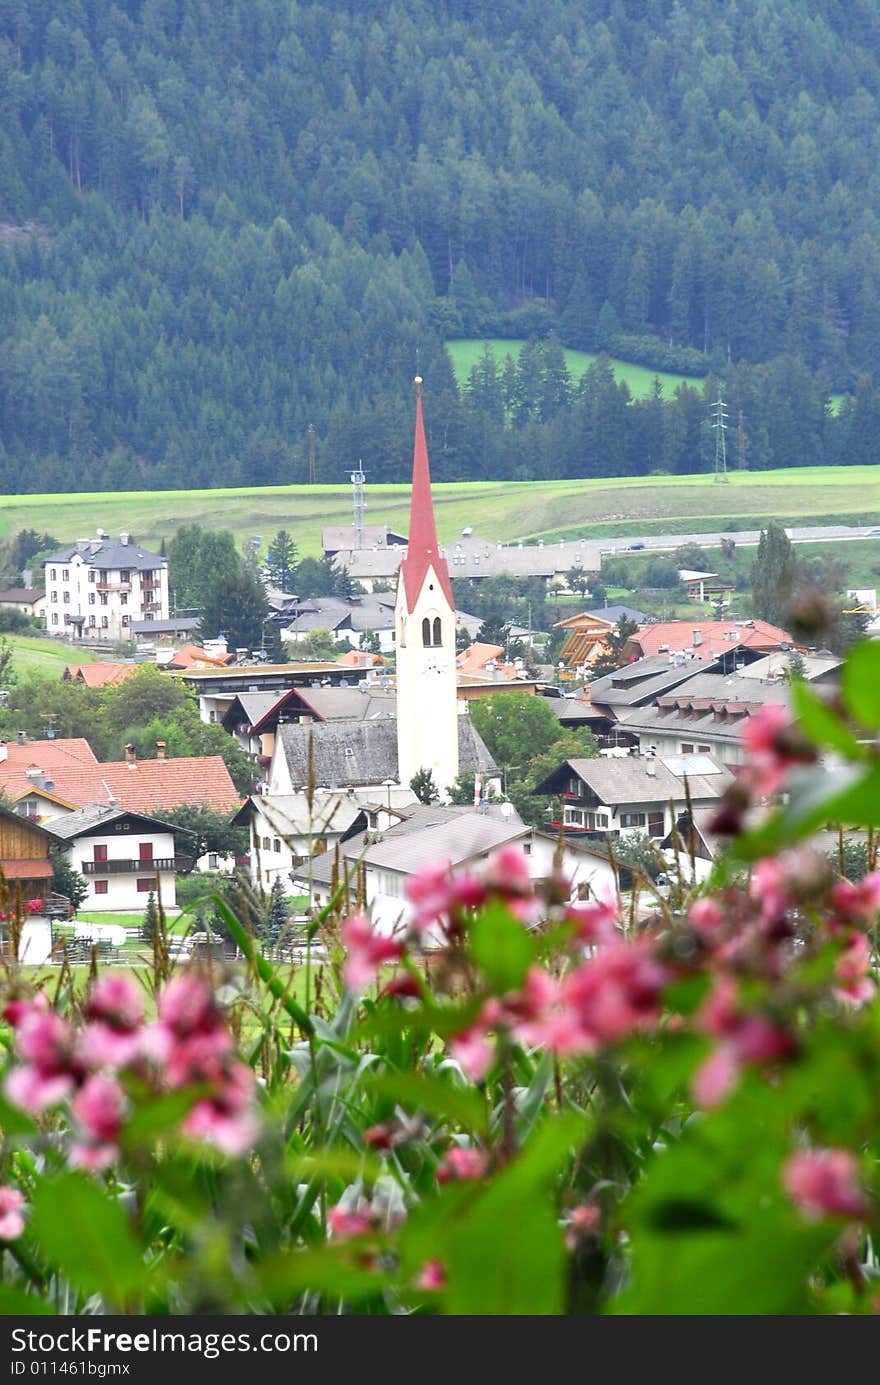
(628, 542), (645, 550)
(868, 528), (880, 536)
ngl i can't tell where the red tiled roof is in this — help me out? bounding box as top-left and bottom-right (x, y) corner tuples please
(65, 663), (139, 688)
(0, 738), (99, 769)
(627, 620), (794, 660)
(167, 645), (234, 669)
(335, 650), (388, 667)
(0, 755), (241, 814)
(455, 643), (516, 678)
(1, 860), (53, 880)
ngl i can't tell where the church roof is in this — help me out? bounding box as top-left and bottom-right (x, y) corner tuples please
(398, 385), (454, 615)
(277, 715), (497, 790)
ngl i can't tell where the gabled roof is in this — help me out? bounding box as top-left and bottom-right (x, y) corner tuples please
(46, 803), (183, 840)
(233, 791), (368, 839)
(0, 753), (241, 815)
(277, 715), (497, 790)
(0, 588), (45, 603)
(0, 738), (99, 769)
(455, 643), (516, 679)
(625, 619), (794, 660)
(534, 754), (732, 804)
(64, 662), (138, 688)
(44, 539), (163, 572)
(166, 645), (233, 670)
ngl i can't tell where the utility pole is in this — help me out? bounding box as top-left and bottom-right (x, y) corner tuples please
(710, 396), (729, 484)
(307, 423), (316, 486)
(737, 408), (747, 471)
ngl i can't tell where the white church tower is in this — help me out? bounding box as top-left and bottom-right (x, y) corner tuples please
(395, 377), (460, 797)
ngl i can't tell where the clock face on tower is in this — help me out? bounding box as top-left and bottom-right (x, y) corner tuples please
(423, 653), (450, 675)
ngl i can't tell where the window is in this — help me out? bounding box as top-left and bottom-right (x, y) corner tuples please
(121, 615), (129, 627)
(432, 616), (442, 645)
(94, 881), (109, 895)
(698, 744), (711, 754)
(120, 593), (128, 606)
(620, 812), (646, 828)
(100, 593), (108, 605)
(273, 838), (281, 854)
(120, 570), (130, 582)
(263, 836), (271, 851)
(50, 569), (56, 581)
(139, 842), (153, 861)
(648, 811), (665, 838)
(680, 743), (695, 754)
(421, 616), (430, 645)
(208, 854), (218, 870)
(63, 592), (70, 603)
(101, 616), (108, 628)
(93, 844), (107, 862)
(136, 878), (156, 893)
(88, 592), (95, 605)
(88, 615), (95, 627)
(62, 569), (69, 581)
(50, 591), (57, 603)
(421, 616), (442, 647)
(51, 613), (58, 626)
(88, 570), (95, 583)
(568, 777), (581, 795)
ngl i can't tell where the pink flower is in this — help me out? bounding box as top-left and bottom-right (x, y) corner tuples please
(831, 875), (880, 926)
(564, 896), (620, 947)
(328, 1204), (373, 1239)
(689, 897), (724, 936)
(450, 1024), (494, 1080)
(4, 1064), (74, 1112)
(158, 973), (218, 1038)
(483, 845), (533, 896)
(340, 913), (404, 990)
(86, 975), (144, 1032)
(783, 1148), (867, 1220)
(692, 977), (793, 1107)
(691, 1046), (741, 1108)
(180, 1062), (259, 1157)
(416, 1259), (446, 1290)
(565, 1203), (601, 1249)
(834, 931), (876, 1006)
(561, 940), (668, 1046)
(741, 704), (814, 798)
(5, 1007), (80, 1112)
(0, 1186), (26, 1240)
(72, 1074), (126, 1144)
(436, 1147), (489, 1182)
(405, 863), (486, 935)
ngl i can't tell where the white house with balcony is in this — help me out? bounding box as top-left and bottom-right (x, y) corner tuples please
(43, 531), (169, 642)
(533, 754), (733, 842)
(49, 804), (192, 913)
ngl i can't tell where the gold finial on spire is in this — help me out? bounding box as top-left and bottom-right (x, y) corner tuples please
(414, 374), (423, 396)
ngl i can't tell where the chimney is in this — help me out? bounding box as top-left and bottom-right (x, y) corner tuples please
(124, 743), (137, 765)
(646, 761), (656, 777)
(0, 743), (6, 763)
(692, 630), (703, 647)
(156, 740), (166, 760)
(16, 731), (26, 744)
(120, 532), (130, 546)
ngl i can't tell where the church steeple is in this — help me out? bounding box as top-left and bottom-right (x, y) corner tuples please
(395, 377), (459, 797)
(399, 377), (454, 614)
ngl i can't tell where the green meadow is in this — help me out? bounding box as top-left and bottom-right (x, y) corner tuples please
(446, 336), (705, 398)
(5, 633), (98, 677)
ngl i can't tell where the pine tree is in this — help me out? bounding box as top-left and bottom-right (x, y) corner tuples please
(751, 522), (796, 627)
(266, 878), (290, 953)
(265, 530), (298, 590)
(410, 768), (439, 804)
(141, 889), (159, 942)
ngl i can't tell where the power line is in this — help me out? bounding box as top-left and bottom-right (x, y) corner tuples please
(710, 396), (729, 484)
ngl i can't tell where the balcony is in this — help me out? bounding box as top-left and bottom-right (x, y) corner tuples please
(82, 857), (193, 875)
(96, 582), (131, 593)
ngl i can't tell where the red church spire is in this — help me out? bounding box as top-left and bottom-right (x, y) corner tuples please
(400, 377), (454, 614)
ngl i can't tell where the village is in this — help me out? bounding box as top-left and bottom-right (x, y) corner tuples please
(0, 383), (860, 970)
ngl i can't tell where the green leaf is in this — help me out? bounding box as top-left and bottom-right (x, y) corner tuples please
(0, 1285), (54, 1315)
(842, 642), (880, 730)
(733, 764), (880, 860)
(362, 1069), (489, 1135)
(469, 899), (534, 994)
(791, 679), (862, 758)
(122, 1088), (203, 1146)
(254, 1246), (390, 1304)
(31, 1174), (147, 1307)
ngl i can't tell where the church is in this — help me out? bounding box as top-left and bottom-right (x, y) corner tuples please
(264, 379), (498, 803)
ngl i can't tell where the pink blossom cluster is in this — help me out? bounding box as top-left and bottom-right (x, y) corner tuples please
(451, 940), (669, 1080)
(783, 1148), (868, 1221)
(2, 973), (260, 1165)
(0, 1186), (26, 1240)
(740, 704), (817, 800)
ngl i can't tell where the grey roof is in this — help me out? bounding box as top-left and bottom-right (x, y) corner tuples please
(294, 685), (398, 722)
(236, 791), (368, 838)
(585, 605), (648, 625)
(545, 698), (610, 725)
(334, 533), (605, 583)
(227, 693), (283, 730)
(278, 715), (498, 790)
(303, 804), (526, 885)
(44, 539), (164, 572)
(735, 652), (842, 683)
(323, 525), (408, 553)
(614, 672), (792, 744)
(47, 803), (180, 839)
(281, 594), (397, 636)
(537, 755), (732, 805)
(0, 588), (45, 603)
(131, 618), (199, 635)
(588, 655), (722, 709)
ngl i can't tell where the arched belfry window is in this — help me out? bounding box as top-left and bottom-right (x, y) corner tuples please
(421, 616), (442, 648)
(432, 617), (442, 646)
(421, 616), (431, 646)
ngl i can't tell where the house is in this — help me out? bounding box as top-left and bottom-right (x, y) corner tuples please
(171, 660), (361, 726)
(455, 642), (517, 680)
(9, 784), (79, 825)
(130, 617), (200, 643)
(293, 803), (620, 936)
(48, 804), (193, 913)
(0, 804), (71, 963)
(0, 588), (46, 620)
(0, 737), (242, 817)
(280, 593), (399, 654)
(554, 611), (617, 670)
(532, 753), (733, 841)
(336, 650), (389, 670)
(621, 618), (795, 665)
(322, 525), (409, 559)
(335, 531), (606, 594)
(165, 644), (234, 671)
(678, 570), (735, 604)
(583, 605), (648, 627)
(611, 672), (794, 768)
(63, 662), (138, 689)
(43, 532), (169, 642)
(232, 790), (392, 889)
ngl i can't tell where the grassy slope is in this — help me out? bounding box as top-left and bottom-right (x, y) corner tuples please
(0, 467), (877, 559)
(446, 337), (704, 397)
(6, 633), (98, 676)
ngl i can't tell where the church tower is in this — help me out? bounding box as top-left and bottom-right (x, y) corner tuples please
(395, 377), (460, 797)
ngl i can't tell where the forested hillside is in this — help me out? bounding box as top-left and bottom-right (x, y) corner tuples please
(2, 0), (880, 492)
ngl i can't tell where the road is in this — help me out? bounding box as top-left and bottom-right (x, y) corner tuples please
(601, 523), (880, 556)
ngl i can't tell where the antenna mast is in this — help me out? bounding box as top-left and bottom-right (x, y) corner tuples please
(710, 396), (729, 484)
(351, 463), (366, 550)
